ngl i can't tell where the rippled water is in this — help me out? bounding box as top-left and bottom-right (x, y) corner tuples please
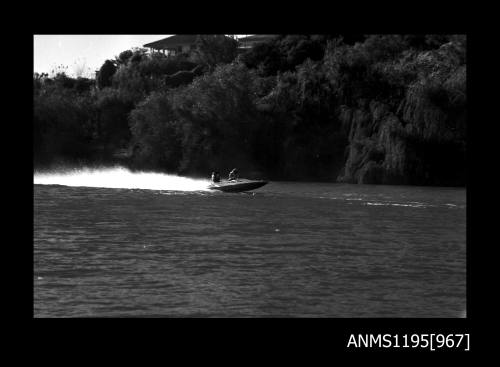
(34, 181), (466, 317)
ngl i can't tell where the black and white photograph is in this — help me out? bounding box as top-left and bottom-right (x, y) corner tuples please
(33, 34), (466, 321)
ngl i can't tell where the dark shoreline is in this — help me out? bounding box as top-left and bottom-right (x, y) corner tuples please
(33, 161), (466, 188)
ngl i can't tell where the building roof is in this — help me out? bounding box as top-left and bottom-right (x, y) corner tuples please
(143, 35), (199, 49)
(238, 34), (278, 43)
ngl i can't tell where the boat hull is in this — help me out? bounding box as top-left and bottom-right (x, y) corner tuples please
(208, 180), (268, 193)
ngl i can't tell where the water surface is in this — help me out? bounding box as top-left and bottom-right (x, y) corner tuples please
(34, 180), (466, 317)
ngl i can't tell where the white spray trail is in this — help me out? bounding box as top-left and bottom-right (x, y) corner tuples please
(33, 166), (210, 191)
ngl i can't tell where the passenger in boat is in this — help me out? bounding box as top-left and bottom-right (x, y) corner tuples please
(211, 171), (221, 183)
(228, 168), (239, 181)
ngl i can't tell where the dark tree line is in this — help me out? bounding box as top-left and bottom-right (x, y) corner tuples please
(34, 34), (466, 185)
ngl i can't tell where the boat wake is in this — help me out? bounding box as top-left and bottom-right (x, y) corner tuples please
(33, 166), (210, 191)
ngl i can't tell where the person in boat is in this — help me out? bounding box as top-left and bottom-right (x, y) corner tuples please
(228, 168), (239, 181)
(211, 171), (221, 183)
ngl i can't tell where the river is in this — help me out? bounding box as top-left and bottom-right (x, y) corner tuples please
(34, 168), (466, 317)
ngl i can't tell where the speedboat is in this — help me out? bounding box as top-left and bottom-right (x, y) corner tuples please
(208, 179), (268, 193)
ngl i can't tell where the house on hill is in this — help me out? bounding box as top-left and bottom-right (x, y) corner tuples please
(144, 34), (279, 56)
(143, 35), (198, 56)
(237, 35), (278, 52)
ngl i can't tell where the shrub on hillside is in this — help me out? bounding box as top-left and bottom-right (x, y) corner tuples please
(128, 91), (182, 170)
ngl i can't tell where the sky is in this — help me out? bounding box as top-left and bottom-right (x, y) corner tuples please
(34, 35), (248, 78)
(34, 35), (172, 77)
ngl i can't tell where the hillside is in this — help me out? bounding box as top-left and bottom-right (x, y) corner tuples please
(34, 34), (466, 186)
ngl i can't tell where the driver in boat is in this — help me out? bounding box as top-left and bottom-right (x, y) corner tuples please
(211, 171), (221, 183)
(228, 168), (239, 181)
